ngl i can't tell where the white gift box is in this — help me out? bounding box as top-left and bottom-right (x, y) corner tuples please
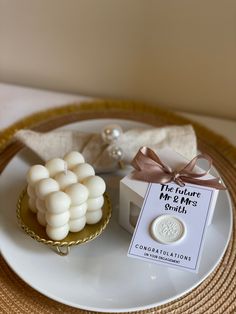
(119, 147), (219, 234)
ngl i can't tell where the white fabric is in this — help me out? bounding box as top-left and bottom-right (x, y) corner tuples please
(15, 125), (197, 173)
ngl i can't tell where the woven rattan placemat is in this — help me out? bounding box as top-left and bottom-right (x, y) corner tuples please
(0, 101), (235, 314)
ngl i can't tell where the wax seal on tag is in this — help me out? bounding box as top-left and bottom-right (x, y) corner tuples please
(150, 215), (186, 244)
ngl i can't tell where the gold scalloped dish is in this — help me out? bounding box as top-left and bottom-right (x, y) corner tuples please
(16, 189), (112, 255)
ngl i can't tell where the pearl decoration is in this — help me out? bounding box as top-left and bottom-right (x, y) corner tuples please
(27, 165), (49, 186)
(108, 145), (123, 161)
(63, 151), (85, 169)
(35, 178), (59, 200)
(101, 124), (124, 168)
(101, 124), (123, 144)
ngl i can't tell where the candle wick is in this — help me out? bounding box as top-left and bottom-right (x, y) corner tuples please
(64, 162), (68, 175)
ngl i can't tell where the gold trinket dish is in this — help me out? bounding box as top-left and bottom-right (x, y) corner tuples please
(17, 189), (112, 256)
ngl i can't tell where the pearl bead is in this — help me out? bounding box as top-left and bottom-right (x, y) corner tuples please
(63, 151), (85, 169)
(83, 176), (106, 198)
(35, 178), (59, 200)
(54, 170), (77, 190)
(108, 145), (123, 161)
(46, 211), (70, 228)
(87, 196), (104, 211)
(46, 224), (69, 241)
(27, 184), (36, 198)
(27, 165), (49, 186)
(65, 183), (89, 206)
(101, 124), (123, 144)
(45, 191), (71, 214)
(36, 198), (46, 213)
(69, 202), (87, 219)
(45, 158), (67, 177)
(69, 216), (86, 232)
(72, 163), (95, 181)
(86, 209), (103, 224)
(28, 197), (37, 213)
(37, 212), (46, 226)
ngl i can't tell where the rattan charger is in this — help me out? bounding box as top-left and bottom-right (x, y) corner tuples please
(0, 100), (235, 314)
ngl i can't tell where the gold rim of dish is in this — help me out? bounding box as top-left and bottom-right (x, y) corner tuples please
(16, 188), (112, 248)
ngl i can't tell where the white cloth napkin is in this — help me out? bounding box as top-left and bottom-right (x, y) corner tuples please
(15, 125), (197, 173)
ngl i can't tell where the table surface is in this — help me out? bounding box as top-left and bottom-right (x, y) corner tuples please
(0, 83), (235, 146)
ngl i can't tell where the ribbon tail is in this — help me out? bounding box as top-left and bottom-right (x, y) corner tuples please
(182, 176), (226, 190)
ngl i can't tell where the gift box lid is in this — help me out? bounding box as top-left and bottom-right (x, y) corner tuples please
(121, 147), (219, 197)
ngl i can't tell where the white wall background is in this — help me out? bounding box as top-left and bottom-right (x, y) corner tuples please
(0, 0), (236, 119)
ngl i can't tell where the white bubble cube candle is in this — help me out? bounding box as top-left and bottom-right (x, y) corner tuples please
(26, 151), (106, 241)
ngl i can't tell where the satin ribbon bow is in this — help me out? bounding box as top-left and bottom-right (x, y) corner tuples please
(131, 147), (226, 190)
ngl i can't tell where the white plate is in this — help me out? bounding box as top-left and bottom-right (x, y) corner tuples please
(0, 119), (233, 313)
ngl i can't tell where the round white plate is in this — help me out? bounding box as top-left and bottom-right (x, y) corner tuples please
(0, 119), (233, 313)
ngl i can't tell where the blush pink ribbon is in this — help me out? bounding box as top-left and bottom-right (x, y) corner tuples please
(131, 147), (226, 190)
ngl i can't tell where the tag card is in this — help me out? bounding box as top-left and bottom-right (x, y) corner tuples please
(128, 182), (214, 272)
